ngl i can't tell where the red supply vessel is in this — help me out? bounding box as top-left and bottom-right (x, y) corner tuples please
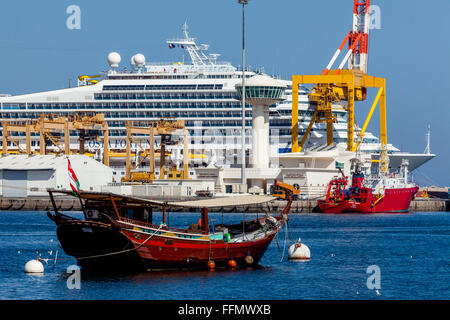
(318, 162), (419, 214)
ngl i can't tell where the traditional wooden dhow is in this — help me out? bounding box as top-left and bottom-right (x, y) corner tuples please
(47, 189), (291, 271)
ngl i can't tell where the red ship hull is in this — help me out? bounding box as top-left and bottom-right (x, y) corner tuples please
(317, 200), (346, 214)
(117, 219), (281, 269)
(319, 186), (419, 214)
(345, 186), (419, 213)
(53, 218), (280, 271)
(317, 167), (419, 214)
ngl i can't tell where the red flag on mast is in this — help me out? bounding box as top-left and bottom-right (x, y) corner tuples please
(68, 158), (80, 197)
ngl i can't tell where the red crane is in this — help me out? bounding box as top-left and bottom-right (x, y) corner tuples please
(323, 0), (371, 75)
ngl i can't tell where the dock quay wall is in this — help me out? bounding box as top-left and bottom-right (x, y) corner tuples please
(0, 197), (448, 213)
(409, 199), (449, 212)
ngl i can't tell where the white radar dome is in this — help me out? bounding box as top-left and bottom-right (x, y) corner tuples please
(130, 55), (136, 66)
(107, 52), (121, 68)
(133, 53), (146, 67)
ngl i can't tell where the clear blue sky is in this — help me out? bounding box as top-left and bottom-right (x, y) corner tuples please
(0, 0), (448, 186)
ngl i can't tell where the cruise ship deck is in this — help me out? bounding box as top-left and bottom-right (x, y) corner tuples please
(0, 23), (435, 182)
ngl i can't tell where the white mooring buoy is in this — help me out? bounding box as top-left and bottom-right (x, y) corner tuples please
(24, 259), (44, 274)
(288, 238), (311, 260)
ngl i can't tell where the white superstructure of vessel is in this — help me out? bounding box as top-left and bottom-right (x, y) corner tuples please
(0, 23), (434, 181)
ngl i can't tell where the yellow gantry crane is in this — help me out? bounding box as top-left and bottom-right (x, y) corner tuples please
(291, 0), (389, 174)
(2, 113), (110, 165)
(123, 119), (189, 182)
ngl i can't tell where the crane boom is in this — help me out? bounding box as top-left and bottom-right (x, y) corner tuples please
(292, 0), (390, 176)
(349, 0), (371, 73)
(271, 180), (300, 200)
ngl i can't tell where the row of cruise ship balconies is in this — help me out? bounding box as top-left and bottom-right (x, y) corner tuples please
(94, 92), (238, 100)
(1, 102), (247, 111)
(0, 103), (346, 121)
(101, 84), (224, 91)
(1, 110), (342, 127)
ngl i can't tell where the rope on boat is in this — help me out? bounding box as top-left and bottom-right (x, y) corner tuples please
(274, 232), (281, 254)
(287, 221), (296, 244)
(274, 221), (289, 262)
(280, 221), (289, 262)
(40, 224), (164, 264)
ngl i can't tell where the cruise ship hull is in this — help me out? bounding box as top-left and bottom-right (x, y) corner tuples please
(373, 153), (435, 172)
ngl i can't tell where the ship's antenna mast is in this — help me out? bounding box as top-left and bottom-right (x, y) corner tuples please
(167, 22), (216, 66)
(424, 124), (431, 154)
(238, 0), (249, 187)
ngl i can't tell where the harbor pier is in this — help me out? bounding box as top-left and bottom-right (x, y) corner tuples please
(0, 197), (447, 213)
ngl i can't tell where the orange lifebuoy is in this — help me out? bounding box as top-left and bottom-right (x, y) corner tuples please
(228, 259), (237, 268)
(198, 218), (202, 228)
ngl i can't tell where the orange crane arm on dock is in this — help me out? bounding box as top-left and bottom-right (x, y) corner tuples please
(271, 180), (300, 200)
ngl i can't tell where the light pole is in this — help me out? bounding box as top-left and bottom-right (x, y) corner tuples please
(238, 0), (249, 187)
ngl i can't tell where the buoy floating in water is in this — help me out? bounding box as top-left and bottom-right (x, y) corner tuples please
(228, 259), (237, 269)
(207, 260), (215, 270)
(24, 259), (44, 274)
(245, 255), (254, 265)
(288, 238), (310, 260)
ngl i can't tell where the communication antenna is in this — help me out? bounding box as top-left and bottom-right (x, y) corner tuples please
(133, 53), (146, 73)
(424, 124), (431, 154)
(166, 22), (218, 66)
(107, 52), (121, 74)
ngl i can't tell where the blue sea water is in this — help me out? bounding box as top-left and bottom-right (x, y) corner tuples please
(0, 210), (449, 300)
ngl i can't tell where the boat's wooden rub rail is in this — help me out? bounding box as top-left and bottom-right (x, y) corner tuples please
(117, 217), (205, 236)
(122, 226), (212, 242)
(57, 219), (113, 230)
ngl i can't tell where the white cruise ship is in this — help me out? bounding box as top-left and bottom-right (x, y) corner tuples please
(0, 24), (434, 181)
